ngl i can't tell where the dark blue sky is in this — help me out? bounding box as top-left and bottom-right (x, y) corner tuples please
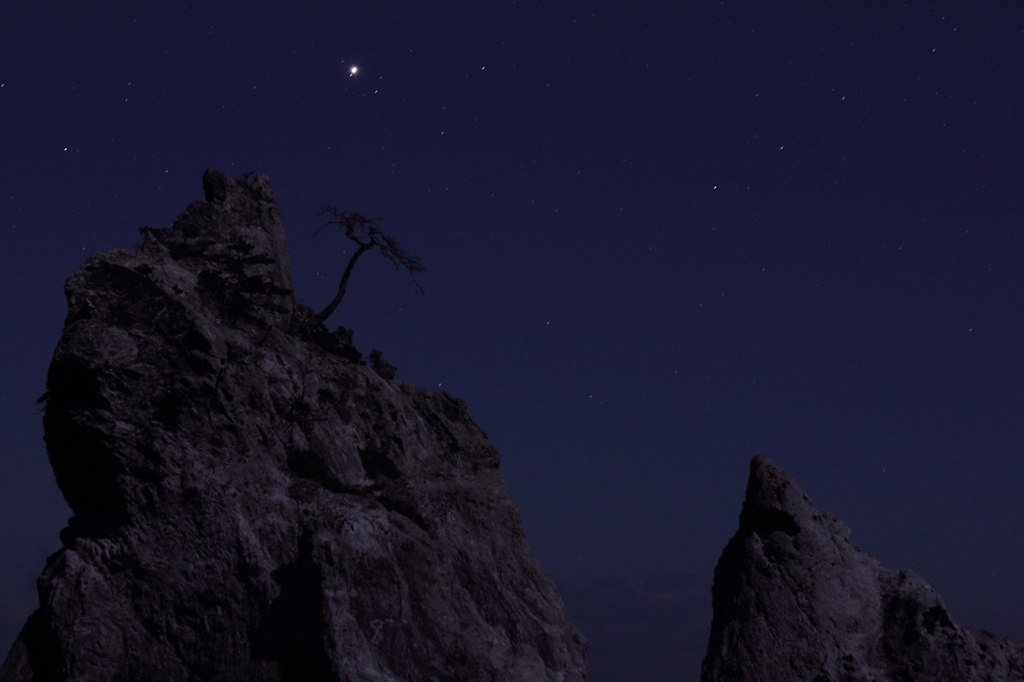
(2, 3), (1023, 679)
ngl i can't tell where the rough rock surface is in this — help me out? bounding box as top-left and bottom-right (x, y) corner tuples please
(0, 170), (590, 682)
(702, 455), (1024, 682)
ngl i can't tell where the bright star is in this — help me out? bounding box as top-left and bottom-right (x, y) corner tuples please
(349, 66), (358, 76)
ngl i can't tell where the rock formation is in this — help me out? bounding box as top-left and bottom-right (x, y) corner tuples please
(702, 455), (1024, 682)
(0, 170), (590, 681)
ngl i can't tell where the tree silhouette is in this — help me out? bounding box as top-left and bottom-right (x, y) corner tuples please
(313, 207), (425, 323)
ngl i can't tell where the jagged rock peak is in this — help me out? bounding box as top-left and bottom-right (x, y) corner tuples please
(0, 170), (590, 682)
(701, 455), (1024, 682)
(139, 168), (295, 328)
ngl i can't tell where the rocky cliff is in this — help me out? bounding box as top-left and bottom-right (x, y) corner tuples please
(0, 170), (590, 682)
(702, 455), (1024, 682)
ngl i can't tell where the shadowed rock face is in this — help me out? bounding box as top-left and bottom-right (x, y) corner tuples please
(0, 170), (590, 682)
(702, 455), (1024, 682)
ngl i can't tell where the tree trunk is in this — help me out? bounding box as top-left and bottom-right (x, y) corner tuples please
(315, 242), (373, 323)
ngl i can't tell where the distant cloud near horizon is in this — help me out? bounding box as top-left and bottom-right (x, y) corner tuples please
(554, 570), (711, 682)
(0, 596), (33, 659)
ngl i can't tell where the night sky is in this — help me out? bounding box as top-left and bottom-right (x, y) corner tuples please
(3, 3), (1023, 680)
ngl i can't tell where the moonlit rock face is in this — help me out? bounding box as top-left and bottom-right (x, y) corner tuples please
(0, 170), (590, 682)
(701, 455), (1024, 682)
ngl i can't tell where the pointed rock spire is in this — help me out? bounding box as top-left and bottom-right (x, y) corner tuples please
(702, 455), (1024, 682)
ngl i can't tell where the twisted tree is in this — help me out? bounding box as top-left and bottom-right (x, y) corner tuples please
(313, 207), (425, 323)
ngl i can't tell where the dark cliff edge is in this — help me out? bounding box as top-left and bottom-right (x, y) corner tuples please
(0, 170), (590, 681)
(702, 455), (1024, 682)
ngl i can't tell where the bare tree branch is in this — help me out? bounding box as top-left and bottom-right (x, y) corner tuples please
(313, 208), (425, 323)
